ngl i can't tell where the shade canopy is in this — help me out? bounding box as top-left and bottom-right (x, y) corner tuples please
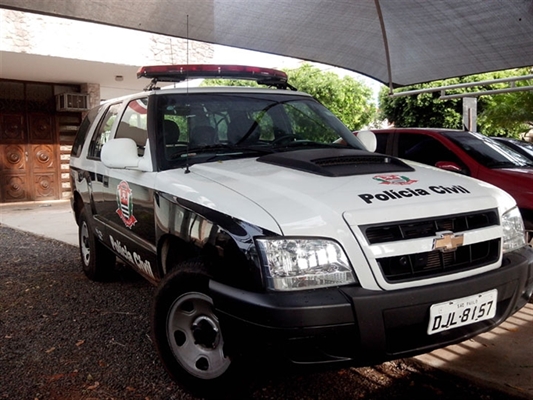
(1, 0), (533, 87)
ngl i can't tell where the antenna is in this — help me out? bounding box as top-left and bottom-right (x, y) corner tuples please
(184, 14), (191, 174)
(186, 15), (190, 70)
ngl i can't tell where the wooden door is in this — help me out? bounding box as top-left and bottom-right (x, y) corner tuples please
(29, 113), (59, 201)
(0, 113), (29, 202)
(0, 113), (59, 202)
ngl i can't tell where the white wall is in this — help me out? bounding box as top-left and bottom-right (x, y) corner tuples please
(0, 9), (213, 66)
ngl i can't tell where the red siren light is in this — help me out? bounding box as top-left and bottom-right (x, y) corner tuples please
(136, 64), (290, 89)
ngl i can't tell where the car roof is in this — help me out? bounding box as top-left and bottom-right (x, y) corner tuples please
(101, 86), (313, 105)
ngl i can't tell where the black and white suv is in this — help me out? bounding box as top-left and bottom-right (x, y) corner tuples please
(70, 65), (533, 396)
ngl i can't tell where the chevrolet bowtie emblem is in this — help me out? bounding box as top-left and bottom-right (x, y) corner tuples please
(433, 231), (464, 252)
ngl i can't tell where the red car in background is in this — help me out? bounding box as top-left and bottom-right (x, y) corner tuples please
(367, 128), (533, 242)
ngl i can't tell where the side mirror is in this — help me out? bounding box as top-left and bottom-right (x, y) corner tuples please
(101, 138), (152, 171)
(435, 161), (467, 174)
(354, 130), (377, 152)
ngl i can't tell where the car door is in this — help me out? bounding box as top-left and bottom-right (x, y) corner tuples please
(98, 97), (159, 282)
(80, 102), (123, 241)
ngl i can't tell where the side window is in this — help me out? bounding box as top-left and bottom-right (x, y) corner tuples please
(88, 102), (121, 159)
(115, 98), (149, 156)
(397, 133), (463, 166)
(71, 105), (103, 158)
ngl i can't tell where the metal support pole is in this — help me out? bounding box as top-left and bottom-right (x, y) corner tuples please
(462, 97), (477, 131)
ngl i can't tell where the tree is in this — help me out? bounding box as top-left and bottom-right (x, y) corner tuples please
(479, 74), (533, 138)
(379, 68), (532, 137)
(202, 63), (377, 131)
(283, 64), (376, 131)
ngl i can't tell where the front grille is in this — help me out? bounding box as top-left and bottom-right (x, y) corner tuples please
(378, 239), (500, 282)
(360, 209), (500, 282)
(363, 209), (499, 244)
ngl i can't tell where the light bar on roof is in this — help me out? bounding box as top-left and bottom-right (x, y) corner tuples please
(137, 64), (288, 85)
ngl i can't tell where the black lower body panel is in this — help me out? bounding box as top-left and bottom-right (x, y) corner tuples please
(210, 247), (533, 366)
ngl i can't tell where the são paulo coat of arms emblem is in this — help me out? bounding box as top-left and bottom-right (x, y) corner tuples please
(116, 180), (138, 228)
(372, 175), (417, 185)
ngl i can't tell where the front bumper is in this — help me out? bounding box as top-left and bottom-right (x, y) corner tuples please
(210, 246), (533, 366)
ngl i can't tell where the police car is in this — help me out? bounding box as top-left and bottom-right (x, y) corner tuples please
(70, 65), (533, 395)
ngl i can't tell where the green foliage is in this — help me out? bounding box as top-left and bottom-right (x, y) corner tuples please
(283, 64), (376, 131)
(480, 76), (533, 138)
(201, 78), (259, 87)
(379, 68), (533, 137)
(202, 63), (377, 131)
(379, 87), (462, 128)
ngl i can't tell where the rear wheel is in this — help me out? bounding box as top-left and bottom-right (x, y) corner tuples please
(151, 262), (238, 396)
(78, 209), (116, 281)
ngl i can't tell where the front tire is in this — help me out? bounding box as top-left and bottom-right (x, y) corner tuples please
(78, 209), (116, 281)
(151, 264), (237, 396)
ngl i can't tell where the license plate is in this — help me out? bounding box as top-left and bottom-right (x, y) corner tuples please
(427, 289), (497, 335)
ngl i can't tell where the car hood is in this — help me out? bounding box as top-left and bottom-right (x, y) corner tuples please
(497, 167), (533, 178)
(171, 153), (514, 237)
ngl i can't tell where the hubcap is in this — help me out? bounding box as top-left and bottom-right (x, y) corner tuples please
(166, 292), (231, 379)
(192, 316), (219, 349)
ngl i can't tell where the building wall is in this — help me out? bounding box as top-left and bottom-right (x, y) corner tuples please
(0, 10), (214, 203)
(0, 9), (214, 65)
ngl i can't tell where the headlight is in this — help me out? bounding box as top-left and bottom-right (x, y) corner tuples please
(256, 238), (357, 291)
(502, 207), (526, 253)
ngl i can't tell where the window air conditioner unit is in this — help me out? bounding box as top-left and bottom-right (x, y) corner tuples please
(56, 93), (89, 112)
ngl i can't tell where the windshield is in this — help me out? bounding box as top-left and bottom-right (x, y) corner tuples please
(506, 139), (533, 160)
(441, 131), (533, 168)
(155, 92), (361, 169)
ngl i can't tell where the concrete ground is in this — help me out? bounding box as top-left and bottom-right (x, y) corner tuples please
(0, 200), (77, 246)
(0, 199), (532, 399)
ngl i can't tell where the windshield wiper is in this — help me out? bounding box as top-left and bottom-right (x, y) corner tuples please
(170, 144), (274, 160)
(169, 144), (237, 159)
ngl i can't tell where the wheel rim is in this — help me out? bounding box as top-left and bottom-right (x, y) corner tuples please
(166, 291), (231, 380)
(80, 220), (91, 267)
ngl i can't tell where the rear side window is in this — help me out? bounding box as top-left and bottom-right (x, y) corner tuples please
(71, 106), (103, 158)
(87, 102), (121, 159)
(397, 133), (463, 167)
